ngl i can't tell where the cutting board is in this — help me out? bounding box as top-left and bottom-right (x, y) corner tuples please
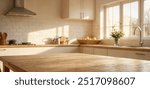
(0, 32), (7, 45)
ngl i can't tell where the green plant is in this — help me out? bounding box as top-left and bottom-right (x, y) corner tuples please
(110, 26), (124, 39)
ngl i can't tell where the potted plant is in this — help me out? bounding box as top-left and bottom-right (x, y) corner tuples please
(110, 26), (124, 46)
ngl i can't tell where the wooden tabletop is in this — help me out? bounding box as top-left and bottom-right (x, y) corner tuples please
(0, 53), (150, 72)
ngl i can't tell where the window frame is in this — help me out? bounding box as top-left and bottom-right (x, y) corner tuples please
(104, 2), (121, 39)
(102, 0), (150, 39)
(142, 0), (150, 37)
(122, 0), (139, 37)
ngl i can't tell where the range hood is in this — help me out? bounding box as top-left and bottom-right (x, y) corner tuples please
(6, 0), (36, 16)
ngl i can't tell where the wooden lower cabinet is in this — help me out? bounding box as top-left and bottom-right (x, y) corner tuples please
(130, 51), (150, 60)
(93, 48), (107, 56)
(80, 47), (94, 54)
(108, 49), (132, 58)
(80, 47), (150, 60)
(80, 47), (108, 56)
(108, 49), (150, 60)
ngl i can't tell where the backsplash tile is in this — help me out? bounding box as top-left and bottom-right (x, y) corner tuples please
(0, 0), (92, 45)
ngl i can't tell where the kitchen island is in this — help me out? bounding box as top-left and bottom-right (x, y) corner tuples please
(0, 53), (150, 72)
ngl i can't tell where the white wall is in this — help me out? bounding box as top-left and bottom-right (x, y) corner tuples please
(0, 0), (93, 44)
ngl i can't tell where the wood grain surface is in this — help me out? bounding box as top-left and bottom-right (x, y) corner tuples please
(0, 53), (150, 72)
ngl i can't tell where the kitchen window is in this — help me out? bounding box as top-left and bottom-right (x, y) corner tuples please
(105, 4), (120, 38)
(103, 0), (150, 38)
(123, 0), (139, 37)
(143, 0), (150, 37)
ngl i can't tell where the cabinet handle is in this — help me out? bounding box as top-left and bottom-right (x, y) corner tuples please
(135, 53), (146, 56)
(0, 49), (6, 51)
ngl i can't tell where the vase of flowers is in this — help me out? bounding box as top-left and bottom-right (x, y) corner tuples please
(110, 26), (124, 46)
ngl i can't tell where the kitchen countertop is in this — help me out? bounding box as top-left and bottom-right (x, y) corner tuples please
(0, 44), (80, 48)
(0, 44), (150, 52)
(1, 53), (150, 72)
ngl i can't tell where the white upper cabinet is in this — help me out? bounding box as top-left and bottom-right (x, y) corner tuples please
(82, 0), (95, 20)
(62, 0), (95, 20)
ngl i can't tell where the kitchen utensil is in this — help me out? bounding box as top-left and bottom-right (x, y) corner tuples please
(8, 39), (16, 45)
(0, 32), (2, 39)
(3, 32), (7, 40)
(0, 32), (8, 45)
(2, 32), (7, 45)
(0, 32), (2, 45)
